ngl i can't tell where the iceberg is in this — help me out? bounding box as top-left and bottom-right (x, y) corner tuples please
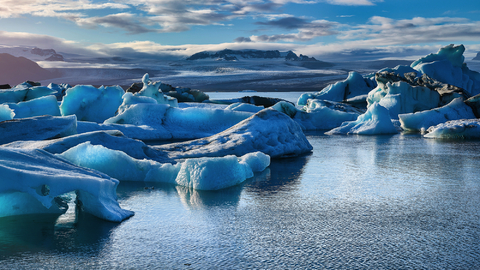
(0, 83), (56, 104)
(425, 119), (480, 139)
(0, 115), (76, 145)
(297, 71), (375, 106)
(58, 142), (269, 190)
(135, 73), (178, 107)
(0, 147), (133, 222)
(117, 92), (157, 114)
(326, 102), (398, 135)
(105, 103), (253, 140)
(272, 100), (360, 130)
(6, 95), (60, 118)
(4, 130), (174, 164)
(225, 102), (264, 113)
(411, 44), (480, 96)
(60, 85), (124, 123)
(155, 108), (313, 159)
(399, 98), (475, 133)
(77, 121), (172, 141)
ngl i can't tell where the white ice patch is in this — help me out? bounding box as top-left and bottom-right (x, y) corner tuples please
(0, 147), (133, 222)
(136, 73), (178, 107)
(425, 119), (480, 139)
(326, 102), (398, 135)
(0, 104), (15, 122)
(399, 98), (476, 133)
(225, 102), (264, 113)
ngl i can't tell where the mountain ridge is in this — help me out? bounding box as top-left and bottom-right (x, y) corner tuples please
(187, 49), (319, 62)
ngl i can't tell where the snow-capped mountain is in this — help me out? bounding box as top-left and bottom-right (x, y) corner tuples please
(473, 52), (480, 61)
(187, 49), (318, 62)
(0, 45), (64, 62)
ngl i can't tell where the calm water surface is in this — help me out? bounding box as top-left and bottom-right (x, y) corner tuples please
(1, 132), (480, 269)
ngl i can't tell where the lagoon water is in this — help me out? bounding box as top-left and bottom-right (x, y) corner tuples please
(1, 92), (480, 269)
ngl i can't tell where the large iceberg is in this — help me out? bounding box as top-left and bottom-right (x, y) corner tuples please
(58, 142), (270, 190)
(156, 108), (313, 159)
(399, 98), (475, 133)
(105, 103), (253, 140)
(0, 115), (76, 144)
(326, 102), (398, 135)
(0, 147), (133, 222)
(0, 83), (56, 103)
(60, 85), (124, 123)
(411, 44), (480, 96)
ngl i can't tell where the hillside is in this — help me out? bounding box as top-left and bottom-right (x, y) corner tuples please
(0, 53), (57, 85)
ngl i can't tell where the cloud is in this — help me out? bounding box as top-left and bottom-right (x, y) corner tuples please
(240, 19), (339, 42)
(75, 13), (155, 34)
(255, 17), (309, 29)
(339, 16), (480, 45)
(324, 0), (381, 6)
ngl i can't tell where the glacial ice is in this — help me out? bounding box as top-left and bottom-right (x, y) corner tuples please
(58, 142), (269, 190)
(60, 85), (124, 123)
(105, 103), (252, 140)
(411, 44), (480, 96)
(0, 147), (133, 222)
(156, 108), (313, 159)
(297, 71), (375, 106)
(424, 119), (480, 139)
(225, 102), (264, 113)
(0, 115), (77, 144)
(0, 84), (56, 103)
(77, 121), (172, 141)
(272, 100), (360, 130)
(0, 104), (15, 122)
(398, 98), (475, 133)
(326, 102), (398, 135)
(4, 130), (174, 163)
(370, 81), (441, 119)
(6, 95), (60, 119)
(135, 73), (178, 107)
(117, 92), (157, 114)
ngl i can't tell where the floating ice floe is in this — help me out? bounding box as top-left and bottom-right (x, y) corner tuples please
(0, 115), (76, 145)
(297, 71), (375, 106)
(4, 130), (174, 164)
(58, 142), (269, 190)
(326, 102), (398, 135)
(272, 100), (361, 130)
(424, 119), (480, 139)
(399, 98), (475, 133)
(0, 147), (133, 222)
(60, 85), (124, 123)
(156, 108), (313, 159)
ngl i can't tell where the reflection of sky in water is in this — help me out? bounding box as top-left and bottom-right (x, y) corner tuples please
(1, 134), (480, 268)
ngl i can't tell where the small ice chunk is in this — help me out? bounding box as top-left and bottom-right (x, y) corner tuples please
(6, 95), (61, 118)
(425, 119), (480, 139)
(0, 104), (15, 122)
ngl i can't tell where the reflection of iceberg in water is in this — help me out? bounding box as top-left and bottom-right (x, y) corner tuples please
(245, 155), (311, 194)
(0, 197), (119, 258)
(176, 185), (244, 208)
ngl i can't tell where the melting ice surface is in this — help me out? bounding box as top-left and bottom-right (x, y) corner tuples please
(1, 131), (480, 268)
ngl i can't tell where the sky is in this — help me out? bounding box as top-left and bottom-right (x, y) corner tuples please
(0, 0), (480, 61)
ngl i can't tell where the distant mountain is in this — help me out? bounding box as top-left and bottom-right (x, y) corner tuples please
(473, 52), (480, 61)
(187, 49), (318, 62)
(0, 46), (64, 62)
(0, 53), (57, 85)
